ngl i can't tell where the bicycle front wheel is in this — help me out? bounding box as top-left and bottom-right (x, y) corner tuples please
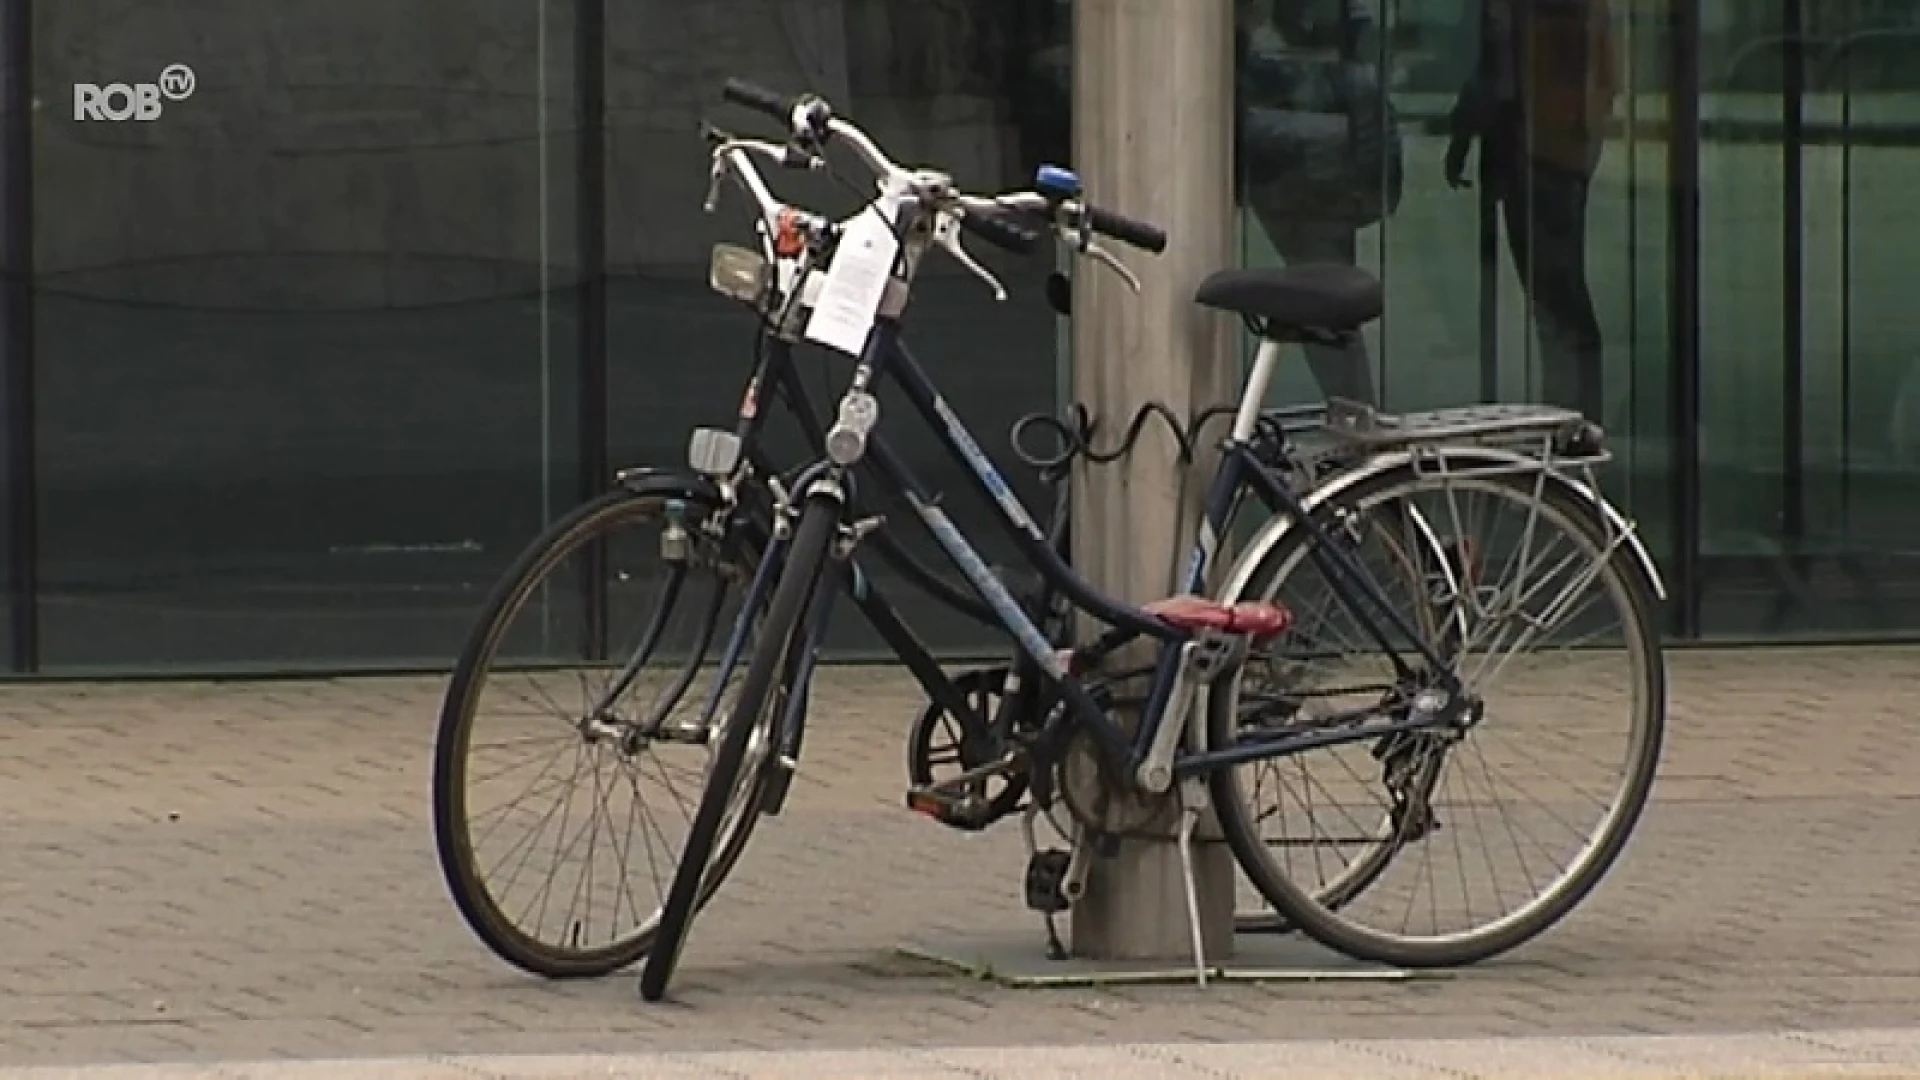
(1209, 458), (1665, 968)
(638, 491), (841, 1002)
(433, 486), (768, 978)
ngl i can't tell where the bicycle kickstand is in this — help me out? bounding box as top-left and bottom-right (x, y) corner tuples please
(1176, 776), (1211, 987)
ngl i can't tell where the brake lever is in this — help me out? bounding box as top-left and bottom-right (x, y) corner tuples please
(703, 137), (820, 213)
(1083, 239), (1142, 293)
(933, 213), (1007, 301)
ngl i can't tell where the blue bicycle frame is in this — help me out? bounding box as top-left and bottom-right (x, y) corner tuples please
(786, 316), (1464, 786)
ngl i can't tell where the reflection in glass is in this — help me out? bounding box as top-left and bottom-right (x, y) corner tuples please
(1235, 0), (1673, 607)
(604, 0), (1065, 655)
(1238, 0), (1405, 407)
(1238, 0), (1466, 416)
(1446, 0), (1617, 422)
(1454, 0), (1672, 582)
(1696, 0), (1920, 634)
(29, 2), (578, 670)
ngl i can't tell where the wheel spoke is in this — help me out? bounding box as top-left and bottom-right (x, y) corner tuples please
(1215, 462), (1662, 966)
(433, 494), (773, 977)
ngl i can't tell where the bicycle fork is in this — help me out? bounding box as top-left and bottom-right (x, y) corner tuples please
(758, 511), (884, 817)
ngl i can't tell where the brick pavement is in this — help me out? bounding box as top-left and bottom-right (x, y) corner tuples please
(1, 647), (1919, 1068)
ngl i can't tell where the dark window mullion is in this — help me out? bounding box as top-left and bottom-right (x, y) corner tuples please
(1668, 0), (1703, 637)
(2, 0), (39, 672)
(576, 0), (609, 663)
(1780, 0), (1806, 561)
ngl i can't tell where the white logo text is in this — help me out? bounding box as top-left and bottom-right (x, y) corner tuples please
(73, 64), (196, 122)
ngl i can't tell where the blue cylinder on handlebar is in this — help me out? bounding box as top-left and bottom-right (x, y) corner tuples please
(1035, 165), (1082, 199)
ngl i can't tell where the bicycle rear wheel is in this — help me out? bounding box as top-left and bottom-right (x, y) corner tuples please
(1210, 459), (1665, 968)
(432, 486), (768, 978)
(637, 491), (841, 1002)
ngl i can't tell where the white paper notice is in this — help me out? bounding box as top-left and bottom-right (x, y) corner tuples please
(804, 209), (899, 357)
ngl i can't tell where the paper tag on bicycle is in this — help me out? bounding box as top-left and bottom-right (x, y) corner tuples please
(804, 208), (899, 357)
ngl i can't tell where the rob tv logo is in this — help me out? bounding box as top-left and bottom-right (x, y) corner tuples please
(73, 64), (196, 122)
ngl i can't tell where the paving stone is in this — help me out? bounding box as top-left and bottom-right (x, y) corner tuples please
(0, 650), (1916, 1067)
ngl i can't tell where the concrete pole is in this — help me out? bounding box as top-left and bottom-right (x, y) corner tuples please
(1068, 0), (1239, 963)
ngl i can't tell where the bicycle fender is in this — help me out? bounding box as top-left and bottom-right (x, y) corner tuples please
(1218, 446), (1666, 611)
(1402, 446), (1667, 602)
(613, 466), (725, 506)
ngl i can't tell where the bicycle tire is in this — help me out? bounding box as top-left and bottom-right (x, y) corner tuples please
(637, 491), (841, 1002)
(1232, 498), (1464, 933)
(1209, 460), (1665, 968)
(432, 486), (767, 978)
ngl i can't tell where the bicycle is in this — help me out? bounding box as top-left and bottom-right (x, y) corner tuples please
(427, 212), (1397, 977)
(633, 80), (1669, 1002)
(428, 96), (1386, 979)
(428, 149), (1084, 980)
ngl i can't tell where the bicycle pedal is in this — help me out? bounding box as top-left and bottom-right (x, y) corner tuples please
(904, 786), (992, 832)
(1023, 849), (1073, 914)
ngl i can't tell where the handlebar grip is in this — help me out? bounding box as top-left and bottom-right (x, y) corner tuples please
(1083, 205), (1168, 254)
(961, 206), (1043, 256)
(721, 78), (792, 122)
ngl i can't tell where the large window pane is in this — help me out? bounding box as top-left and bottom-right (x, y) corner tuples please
(1240, 0), (1425, 411)
(1462, 0), (1673, 566)
(1239, 0), (1674, 572)
(1228, 0), (1679, 654)
(1696, 0), (1920, 635)
(604, 0), (1062, 655)
(1823, 23), (1920, 633)
(30, 1), (578, 671)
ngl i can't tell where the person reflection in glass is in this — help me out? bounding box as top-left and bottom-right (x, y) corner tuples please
(1008, 0), (1401, 406)
(1239, 0), (1403, 407)
(1445, 0), (1618, 422)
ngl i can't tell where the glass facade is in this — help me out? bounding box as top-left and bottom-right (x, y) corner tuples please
(0, 0), (1916, 676)
(1692, 0), (1920, 634)
(598, 0), (1060, 656)
(24, 0), (582, 671)
(1231, 0), (1920, 641)
(1236, 0), (1679, 609)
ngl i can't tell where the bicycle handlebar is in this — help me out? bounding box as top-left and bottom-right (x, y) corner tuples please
(720, 77), (790, 120)
(956, 203), (1045, 256)
(1080, 204), (1167, 255)
(720, 79), (906, 196)
(710, 77), (1167, 294)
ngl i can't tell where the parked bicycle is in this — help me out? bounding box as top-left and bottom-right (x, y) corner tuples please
(617, 81), (1669, 1002)
(426, 81), (1400, 981)
(428, 130), (1086, 981)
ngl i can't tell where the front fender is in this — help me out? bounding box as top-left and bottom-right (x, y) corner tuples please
(614, 466), (725, 506)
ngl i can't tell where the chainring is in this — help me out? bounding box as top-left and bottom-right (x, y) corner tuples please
(905, 666), (1030, 825)
(1056, 725), (1172, 836)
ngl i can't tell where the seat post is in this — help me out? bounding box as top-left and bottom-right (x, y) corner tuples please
(1231, 335), (1285, 444)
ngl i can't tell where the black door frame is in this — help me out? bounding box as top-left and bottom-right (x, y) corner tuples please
(2, 0), (39, 671)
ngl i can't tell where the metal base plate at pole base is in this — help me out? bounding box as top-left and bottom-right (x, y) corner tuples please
(898, 922), (1426, 989)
